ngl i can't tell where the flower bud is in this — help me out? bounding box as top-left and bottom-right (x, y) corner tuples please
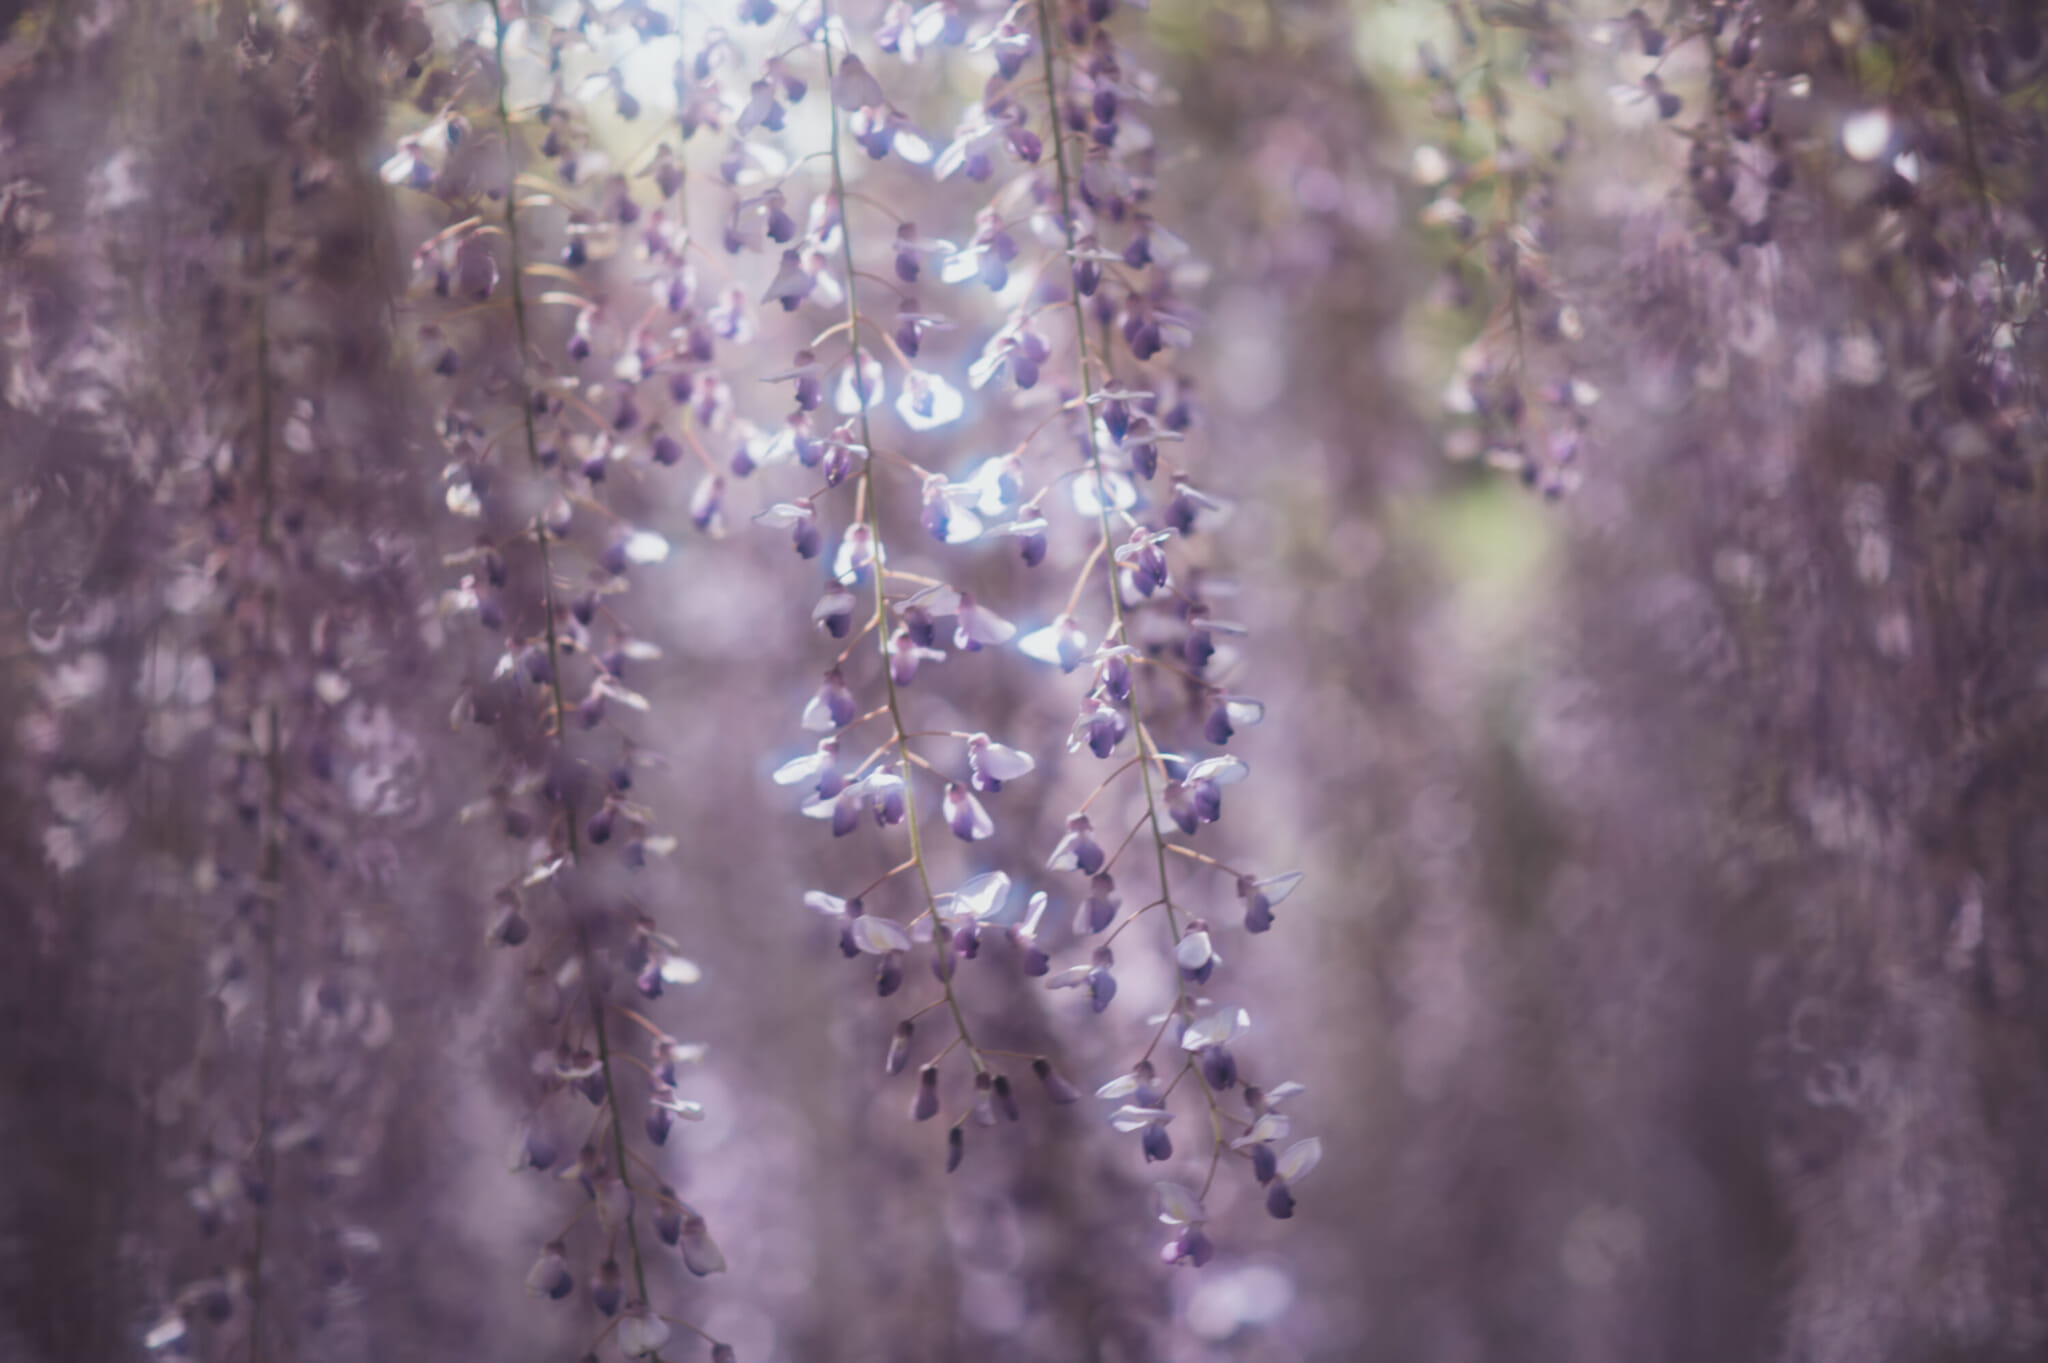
(680, 1212), (726, 1275)
(885, 1020), (914, 1075)
(912, 1064), (941, 1121)
(1033, 1057), (1081, 1103)
(655, 1191), (682, 1245)
(591, 1258), (623, 1316)
(946, 1124), (965, 1172)
(526, 1242), (573, 1300)
(992, 1073), (1021, 1122)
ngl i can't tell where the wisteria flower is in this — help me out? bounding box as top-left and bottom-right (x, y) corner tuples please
(896, 370), (965, 430)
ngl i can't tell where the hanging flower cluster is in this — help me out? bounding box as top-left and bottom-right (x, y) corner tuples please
(383, 1), (737, 1354)
(659, 0), (1331, 1263)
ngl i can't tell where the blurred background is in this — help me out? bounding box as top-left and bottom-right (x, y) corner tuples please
(5, 1), (2047, 1361)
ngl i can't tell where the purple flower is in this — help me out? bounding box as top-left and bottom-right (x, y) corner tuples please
(967, 733), (1035, 792)
(801, 669), (856, 731)
(1087, 945), (1117, 1012)
(912, 1064), (940, 1121)
(591, 1259), (623, 1316)
(1033, 1057), (1081, 1103)
(762, 248), (813, 312)
(1048, 814), (1106, 874)
(1020, 615), (1089, 671)
(526, 1243), (573, 1300)
(1068, 696), (1128, 759)
(1078, 873), (1120, 933)
(944, 783), (993, 841)
(812, 588), (857, 639)
(952, 592), (1016, 650)
(831, 53), (886, 111)
(1237, 870), (1301, 934)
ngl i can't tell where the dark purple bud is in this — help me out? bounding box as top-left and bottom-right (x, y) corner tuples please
(1087, 948), (1117, 1012)
(1141, 1122), (1172, 1162)
(765, 203), (796, 243)
(646, 1106), (673, 1146)
(582, 455), (609, 485)
(1251, 1142), (1278, 1184)
(887, 1020), (914, 1075)
(563, 238), (587, 268)
(793, 521), (823, 559)
(613, 394), (641, 432)
(1019, 528), (1048, 566)
(992, 1074), (1020, 1121)
(1122, 231), (1150, 270)
(1082, 874), (1120, 933)
(1170, 1227), (1215, 1267)
(792, 370), (823, 411)
(877, 953), (904, 996)
(433, 347), (460, 376)
(531, 1244), (574, 1299)
(1200, 1045), (1238, 1090)
(579, 694), (607, 730)
(1102, 399), (1130, 443)
(1265, 1179), (1295, 1219)
(655, 1194), (682, 1245)
(946, 1125), (965, 1172)
(524, 1126), (558, 1171)
(1184, 625), (1215, 671)
(973, 1071), (997, 1125)
(592, 1260), (623, 1316)
(494, 906), (530, 947)
(1033, 1057), (1080, 1103)
(913, 1065), (941, 1121)
(1102, 654), (1132, 703)
(1205, 701), (1234, 745)
(812, 669), (856, 728)
(585, 808), (614, 845)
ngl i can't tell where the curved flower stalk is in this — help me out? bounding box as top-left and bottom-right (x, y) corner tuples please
(727, 0), (1318, 1263)
(385, 2), (733, 1354)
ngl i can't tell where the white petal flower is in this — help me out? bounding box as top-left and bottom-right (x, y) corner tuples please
(1277, 1137), (1323, 1184)
(1110, 1105), (1174, 1133)
(1155, 1182), (1207, 1226)
(1181, 1006), (1251, 1052)
(850, 916), (913, 954)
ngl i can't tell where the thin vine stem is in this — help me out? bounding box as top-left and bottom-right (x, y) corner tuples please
(821, 0), (983, 1074)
